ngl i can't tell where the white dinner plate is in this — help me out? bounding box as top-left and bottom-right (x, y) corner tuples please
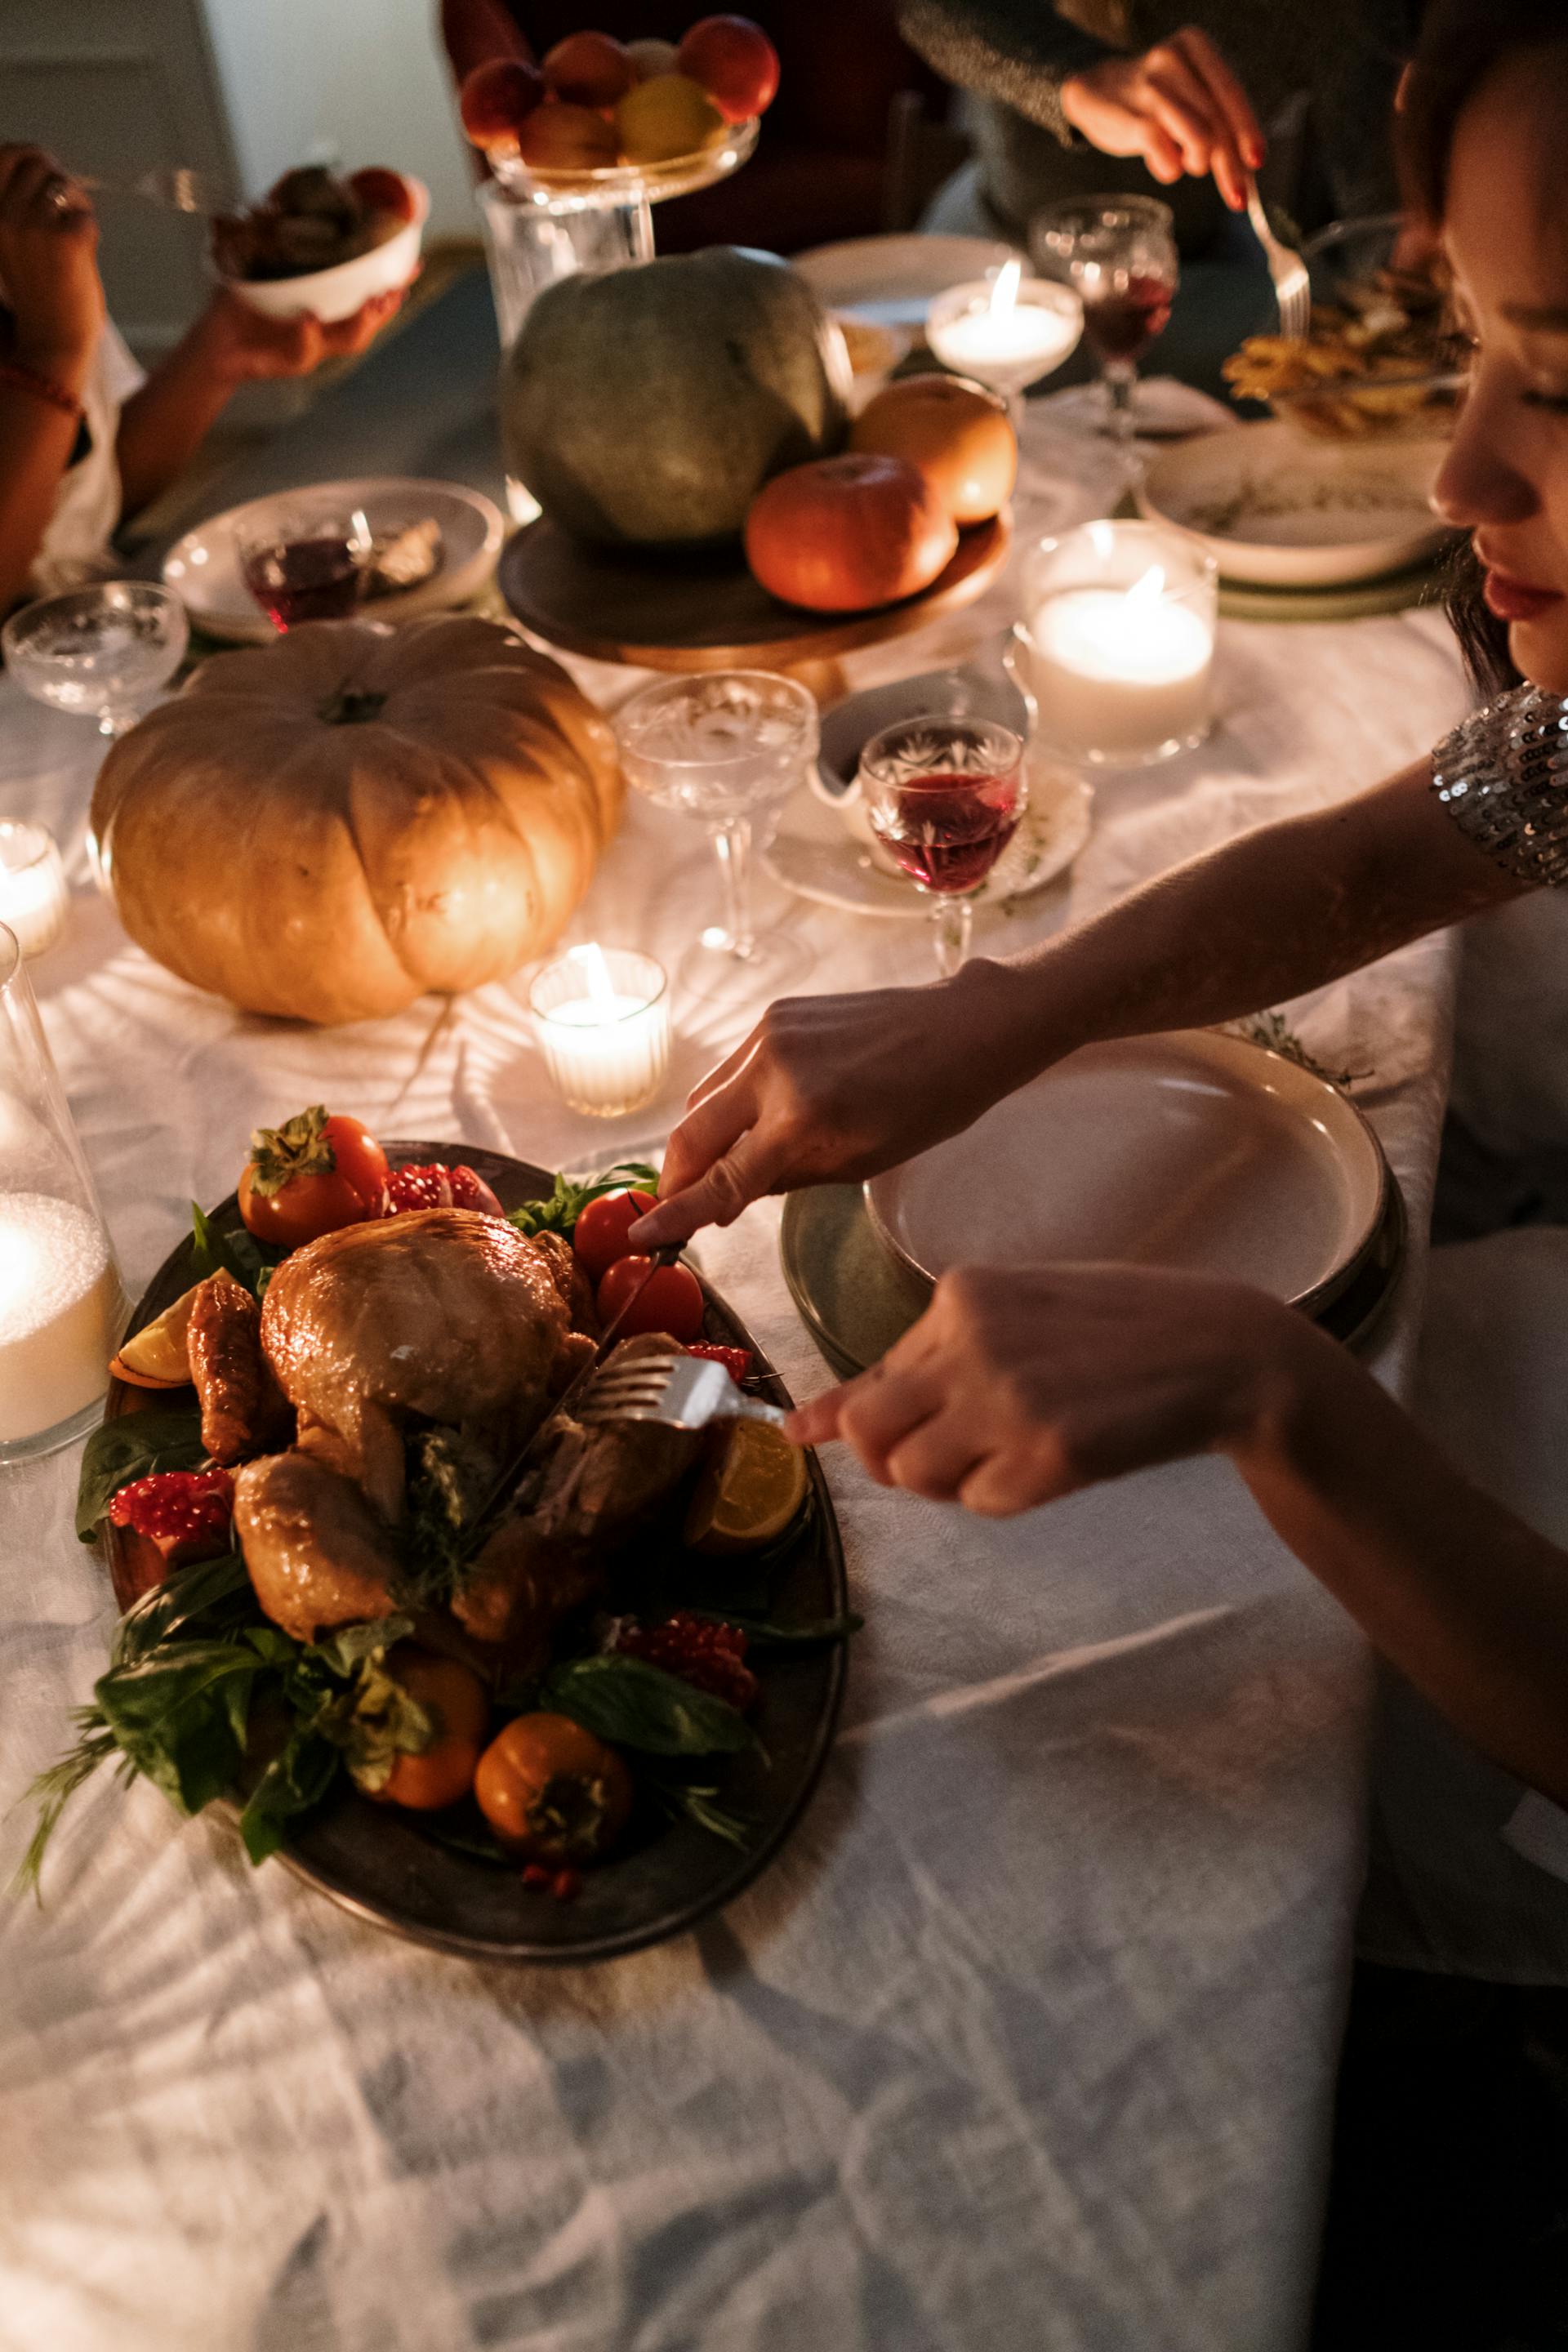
(793, 233), (1019, 329)
(1138, 421), (1451, 587)
(865, 1029), (1388, 1314)
(163, 475), (506, 644)
(764, 768), (1094, 918)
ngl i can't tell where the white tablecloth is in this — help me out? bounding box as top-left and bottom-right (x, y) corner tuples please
(0, 403), (1471, 2352)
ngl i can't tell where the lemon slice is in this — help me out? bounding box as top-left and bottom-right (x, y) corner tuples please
(685, 1419), (808, 1555)
(109, 1281), (201, 1388)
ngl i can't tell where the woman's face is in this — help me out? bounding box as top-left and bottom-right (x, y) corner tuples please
(1436, 48), (1568, 693)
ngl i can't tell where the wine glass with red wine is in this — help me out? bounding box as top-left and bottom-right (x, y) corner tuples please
(858, 717), (1027, 978)
(238, 504), (374, 631)
(1030, 196), (1178, 448)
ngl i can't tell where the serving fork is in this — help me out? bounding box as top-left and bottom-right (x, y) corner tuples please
(577, 1349), (787, 1434)
(1245, 179), (1312, 340)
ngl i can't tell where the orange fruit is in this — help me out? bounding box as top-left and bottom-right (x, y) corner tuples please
(685, 1419), (808, 1554)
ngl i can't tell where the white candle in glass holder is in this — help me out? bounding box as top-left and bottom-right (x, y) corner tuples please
(0, 1192), (122, 1442)
(0, 823), (68, 959)
(925, 261), (1083, 402)
(530, 943), (671, 1118)
(1027, 564), (1214, 762)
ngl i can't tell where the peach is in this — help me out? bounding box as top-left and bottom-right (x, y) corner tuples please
(459, 58), (546, 149)
(614, 74), (727, 165)
(516, 101), (621, 172)
(676, 15), (780, 123)
(542, 30), (635, 110)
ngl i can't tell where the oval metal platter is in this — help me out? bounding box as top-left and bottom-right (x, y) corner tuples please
(101, 1143), (849, 1965)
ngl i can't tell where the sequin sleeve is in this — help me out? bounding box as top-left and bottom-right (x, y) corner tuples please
(1430, 684), (1568, 886)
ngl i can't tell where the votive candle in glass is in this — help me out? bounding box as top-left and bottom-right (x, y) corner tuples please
(0, 923), (126, 1459)
(925, 260), (1083, 414)
(1017, 519), (1218, 765)
(530, 943), (671, 1117)
(0, 822), (68, 959)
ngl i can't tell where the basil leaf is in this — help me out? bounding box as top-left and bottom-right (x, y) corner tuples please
(111, 1550), (253, 1668)
(76, 1406), (206, 1543)
(546, 1654), (759, 1757)
(677, 1609), (863, 1650)
(508, 1161), (659, 1241)
(238, 1727), (339, 1865)
(310, 1616), (415, 1677)
(189, 1204), (281, 1299)
(94, 1644), (261, 1815)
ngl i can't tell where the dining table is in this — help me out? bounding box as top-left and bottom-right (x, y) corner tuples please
(0, 262), (1473, 2352)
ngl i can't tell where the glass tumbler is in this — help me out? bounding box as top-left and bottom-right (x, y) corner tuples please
(0, 924), (127, 1460)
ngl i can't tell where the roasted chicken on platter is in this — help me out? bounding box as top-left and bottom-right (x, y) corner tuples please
(32, 1129), (817, 1904)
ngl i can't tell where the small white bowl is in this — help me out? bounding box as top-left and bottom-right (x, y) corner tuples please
(216, 176), (428, 323)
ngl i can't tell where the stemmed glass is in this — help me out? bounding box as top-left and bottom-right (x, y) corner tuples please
(858, 716), (1027, 978)
(238, 503), (373, 631)
(1031, 197), (1178, 449)
(614, 670), (819, 1000)
(2, 581), (189, 739)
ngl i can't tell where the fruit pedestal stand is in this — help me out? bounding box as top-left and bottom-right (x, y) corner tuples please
(476, 123), (759, 523)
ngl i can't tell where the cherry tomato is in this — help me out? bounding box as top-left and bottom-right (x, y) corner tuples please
(370, 1645), (489, 1813)
(238, 1106), (389, 1248)
(595, 1254), (705, 1343)
(572, 1189), (659, 1282)
(474, 1713), (633, 1863)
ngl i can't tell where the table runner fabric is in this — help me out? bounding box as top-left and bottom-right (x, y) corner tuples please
(0, 345), (1469, 2351)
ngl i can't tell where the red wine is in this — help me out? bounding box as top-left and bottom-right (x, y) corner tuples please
(1082, 272), (1174, 366)
(242, 535), (364, 630)
(870, 773), (1020, 894)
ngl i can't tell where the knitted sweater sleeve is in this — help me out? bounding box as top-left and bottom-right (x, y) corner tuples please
(897, 0), (1116, 142)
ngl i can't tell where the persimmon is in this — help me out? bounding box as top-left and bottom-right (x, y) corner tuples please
(372, 1646), (490, 1813)
(849, 373), (1018, 526)
(474, 1713), (633, 1863)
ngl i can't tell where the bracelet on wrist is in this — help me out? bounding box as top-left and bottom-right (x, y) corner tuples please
(0, 359), (85, 424)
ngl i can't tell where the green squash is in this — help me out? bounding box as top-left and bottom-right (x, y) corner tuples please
(501, 246), (851, 550)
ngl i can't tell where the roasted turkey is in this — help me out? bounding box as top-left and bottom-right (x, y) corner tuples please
(259, 1209), (581, 1519)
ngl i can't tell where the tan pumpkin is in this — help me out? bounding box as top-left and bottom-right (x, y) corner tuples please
(91, 616), (623, 1024)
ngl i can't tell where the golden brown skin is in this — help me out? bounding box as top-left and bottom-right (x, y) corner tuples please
(234, 1448), (402, 1644)
(260, 1209), (572, 1503)
(187, 1269), (291, 1465)
(452, 1335), (702, 1663)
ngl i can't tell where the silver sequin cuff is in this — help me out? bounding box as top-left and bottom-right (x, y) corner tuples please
(1431, 684), (1568, 886)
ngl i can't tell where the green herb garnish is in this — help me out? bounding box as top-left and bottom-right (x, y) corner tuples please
(508, 1161), (658, 1241)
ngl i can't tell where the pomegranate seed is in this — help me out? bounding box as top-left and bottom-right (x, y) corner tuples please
(613, 1610), (758, 1713)
(108, 1468), (234, 1564)
(381, 1162), (503, 1218)
(685, 1343), (751, 1383)
(551, 1868), (581, 1901)
(521, 1862), (551, 1888)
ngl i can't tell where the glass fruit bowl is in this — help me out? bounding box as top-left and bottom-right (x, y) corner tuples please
(492, 114), (758, 205)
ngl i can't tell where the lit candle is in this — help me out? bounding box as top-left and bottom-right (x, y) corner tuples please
(0, 1192), (123, 1443)
(1018, 521), (1218, 765)
(0, 823), (68, 960)
(529, 943), (671, 1118)
(925, 261), (1083, 400)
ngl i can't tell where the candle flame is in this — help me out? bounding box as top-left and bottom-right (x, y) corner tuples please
(569, 941), (621, 1016)
(989, 257), (1022, 319)
(1126, 564), (1167, 608)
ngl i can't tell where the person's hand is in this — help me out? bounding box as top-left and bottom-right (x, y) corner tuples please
(629, 964), (1031, 1250)
(0, 145), (105, 393)
(786, 1261), (1304, 1514)
(192, 283), (410, 385)
(1060, 29), (1264, 212)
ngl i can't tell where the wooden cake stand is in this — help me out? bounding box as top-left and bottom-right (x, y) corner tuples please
(497, 513), (1012, 702)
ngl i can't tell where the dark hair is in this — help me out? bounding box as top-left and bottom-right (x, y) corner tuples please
(1397, 0), (1568, 697)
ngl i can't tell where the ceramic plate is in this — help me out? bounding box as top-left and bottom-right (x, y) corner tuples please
(100, 1144), (847, 1966)
(764, 768), (1093, 918)
(163, 476), (506, 644)
(865, 1031), (1388, 1314)
(793, 233), (1018, 328)
(1138, 421), (1452, 587)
